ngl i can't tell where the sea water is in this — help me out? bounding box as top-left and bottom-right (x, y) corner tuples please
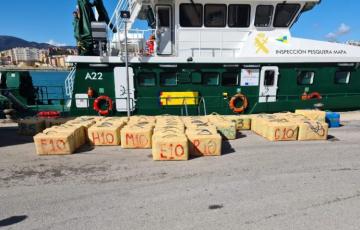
(31, 71), (69, 99)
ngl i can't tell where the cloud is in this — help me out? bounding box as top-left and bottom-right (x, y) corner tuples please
(325, 32), (337, 41)
(47, 39), (67, 47)
(337, 23), (350, 35)
(325, 23), (351, 42)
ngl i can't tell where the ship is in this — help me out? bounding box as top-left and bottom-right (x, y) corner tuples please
(2, 0), (360, 117)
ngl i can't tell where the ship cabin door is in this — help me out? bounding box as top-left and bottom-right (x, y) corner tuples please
(259, 66), (279, 103)
(155, 5), (172, 55)
(114, 67), (135, 112)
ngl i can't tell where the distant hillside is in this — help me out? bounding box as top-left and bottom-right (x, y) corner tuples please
(0, 35), (74, 51)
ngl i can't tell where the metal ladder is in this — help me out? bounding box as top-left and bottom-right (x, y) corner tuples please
(181, 98), (189, 116)
(64, 64), (76, 98)
(197, 97), (207, 116)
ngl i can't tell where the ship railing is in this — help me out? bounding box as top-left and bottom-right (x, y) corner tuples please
(72, 97), (136, 115)
(108, 28), (156, 57)
(107, 0), (145, 56)
(64, 65), (76, 98)
(0, 87), (68, 114)
(108, 0), (130, 32)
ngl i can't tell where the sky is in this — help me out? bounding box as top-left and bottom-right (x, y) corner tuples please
(0, 0), (358, 46)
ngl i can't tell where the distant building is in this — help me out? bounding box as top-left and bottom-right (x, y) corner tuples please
(0, 46), (76, 68)
(11, 47), (41, 65)
(0, 50), (13, 65)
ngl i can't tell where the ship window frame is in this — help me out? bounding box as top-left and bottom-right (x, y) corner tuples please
(264, 70), (275, 86)
(297, 71), (315, 85)
(179, 3), (203, 27)
(202, 72), (220, 86)
(222, 72), (239, 86)
(157, 7), (170, 27)
(191, 71), (202, 84)
(255, 5), (274, 27)
(228, 4), (251, 28)
(204, 4), (227, 28)
(273, 3), (301, 28)
(335, 71), (351, 84)
(138, 72), (157, 87)
(160, 72), (178, 86)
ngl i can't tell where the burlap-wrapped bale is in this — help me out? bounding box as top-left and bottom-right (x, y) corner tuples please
(263, 120), (299, 141)
(88, 121), (124, 146)
(224, 115), (252, 130)
(128, 116), (156, 125)
(121, 124), (153, 149)
(207, 115), (236, 140)
(186, 128), (222, 156)
(297, 121), (328, 141)
(152, 134), (189, 161)
(295, 110), (326, 122)
(46, 124), (85, 149)
(34, 130), (76, 155)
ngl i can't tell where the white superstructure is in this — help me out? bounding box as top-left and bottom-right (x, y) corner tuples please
(68, 0), (360, 64)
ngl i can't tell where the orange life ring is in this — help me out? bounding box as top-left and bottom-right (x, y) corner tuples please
(93, 96), (113, 116)
(301, 92), (322, 100)
(308, 92), (322, 100)
(229, 93), (248, 113)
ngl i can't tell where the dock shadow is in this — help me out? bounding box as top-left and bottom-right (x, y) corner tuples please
(75, 144), (95, 154)
(0, 215), (28, 227)
(327, 135), (340, 142)
(222, 141), (236, 155)
(236, 132), (247, 139)
(0, 126), (33, 147)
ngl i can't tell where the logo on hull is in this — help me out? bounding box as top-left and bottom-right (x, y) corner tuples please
(255, 33), (269, 54)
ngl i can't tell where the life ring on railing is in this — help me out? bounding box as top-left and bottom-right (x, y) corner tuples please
(93, 96), (113, 116)
(301, 92), (322, 100)
(229, 93), (248, 113)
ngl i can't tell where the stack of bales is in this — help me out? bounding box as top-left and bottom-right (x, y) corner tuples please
(33, 116), (103, 155)
(87, 117), (127, 146)
(121, 116), (155, 149)
(183, 116), (222, 157)
(152, 116), (188, 160)
(251, 112), (328, 141)
(278, 112), (328, 141)
(206, 114), (237, 140)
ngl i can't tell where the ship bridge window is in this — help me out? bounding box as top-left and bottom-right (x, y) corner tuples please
(204, 4), (227, 27)
(160, 72), (177, 86)
(255, 5), (274, 27)
(222, 72), (239, 86)
(274, 4), (301, 27)
(180, 4), (203, 27)
(203, 72), (219, 86)
(297, 71), (315, 85)
(228, 4), (251, 28)
(335, 71), (351, 84)
(138, 73), (156, 86)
